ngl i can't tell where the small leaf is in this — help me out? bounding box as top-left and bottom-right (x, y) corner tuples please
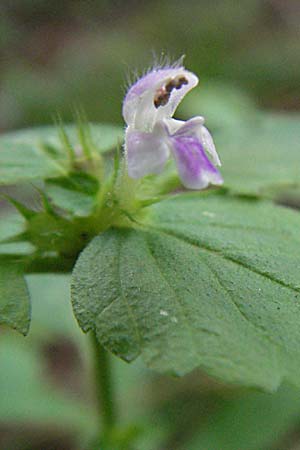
(0, 213), (25, 243)
(45, 171), (99, 216)
(71, 194), (300, 390)
(0, 123), (123, 185)
(0, 257), (31, 335)
(1, 194), (36, 219)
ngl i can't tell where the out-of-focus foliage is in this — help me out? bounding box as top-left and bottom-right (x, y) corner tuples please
(1, 0), (300, 129)
(0, 124), (122, 184)
(187, 385), (300, 450)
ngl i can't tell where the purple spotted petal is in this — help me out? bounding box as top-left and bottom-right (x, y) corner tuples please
(170, 135), (223, 189)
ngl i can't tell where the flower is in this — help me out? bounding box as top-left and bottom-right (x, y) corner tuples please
(122, 64), (223, 190)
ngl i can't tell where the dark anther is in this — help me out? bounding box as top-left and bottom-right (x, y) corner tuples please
(165, 81), (175, 93)
(178, 76), (188, 85)
(153, 75), (188, 108)
(154, 89), (171, 108)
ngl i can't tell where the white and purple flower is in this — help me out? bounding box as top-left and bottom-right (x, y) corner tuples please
(122, 63), (223, 190)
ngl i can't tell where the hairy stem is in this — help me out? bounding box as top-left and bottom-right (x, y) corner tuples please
(91, 332), (116, 435)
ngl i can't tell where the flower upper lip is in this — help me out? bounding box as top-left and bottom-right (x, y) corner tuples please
(123, 67), (198, 131)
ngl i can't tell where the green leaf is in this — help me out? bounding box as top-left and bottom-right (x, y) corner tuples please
(45, 171), (99, 216)
(0, 123), (123, 185)
(217, 113), (300, 196)
(0, 213), (25, 242)
(0, 257), (30, 335)
(71, 194), (300, 390)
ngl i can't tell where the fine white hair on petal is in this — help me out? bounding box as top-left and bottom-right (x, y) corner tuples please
(124, 54), (186, 93)
(151, 53), (186, 72)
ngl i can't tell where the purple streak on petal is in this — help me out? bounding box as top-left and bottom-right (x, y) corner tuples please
(170, 136), (223, 190)
(173, 117), (221, 167)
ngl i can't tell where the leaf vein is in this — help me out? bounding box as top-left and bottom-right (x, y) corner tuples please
(144, 234), (200, 358)
(117, 233), (143, 352)
(146, 226), (300, 294)
(198, 251), (280, 348)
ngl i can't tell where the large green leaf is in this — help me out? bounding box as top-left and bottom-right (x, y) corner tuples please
(0, 123), (123, 185)
(71, 193), (300, 390)
(0, 258), (30, 335)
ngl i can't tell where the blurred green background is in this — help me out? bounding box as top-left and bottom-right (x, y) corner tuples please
(1, 0), (300, 449)
(1, 0), (300, 132)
